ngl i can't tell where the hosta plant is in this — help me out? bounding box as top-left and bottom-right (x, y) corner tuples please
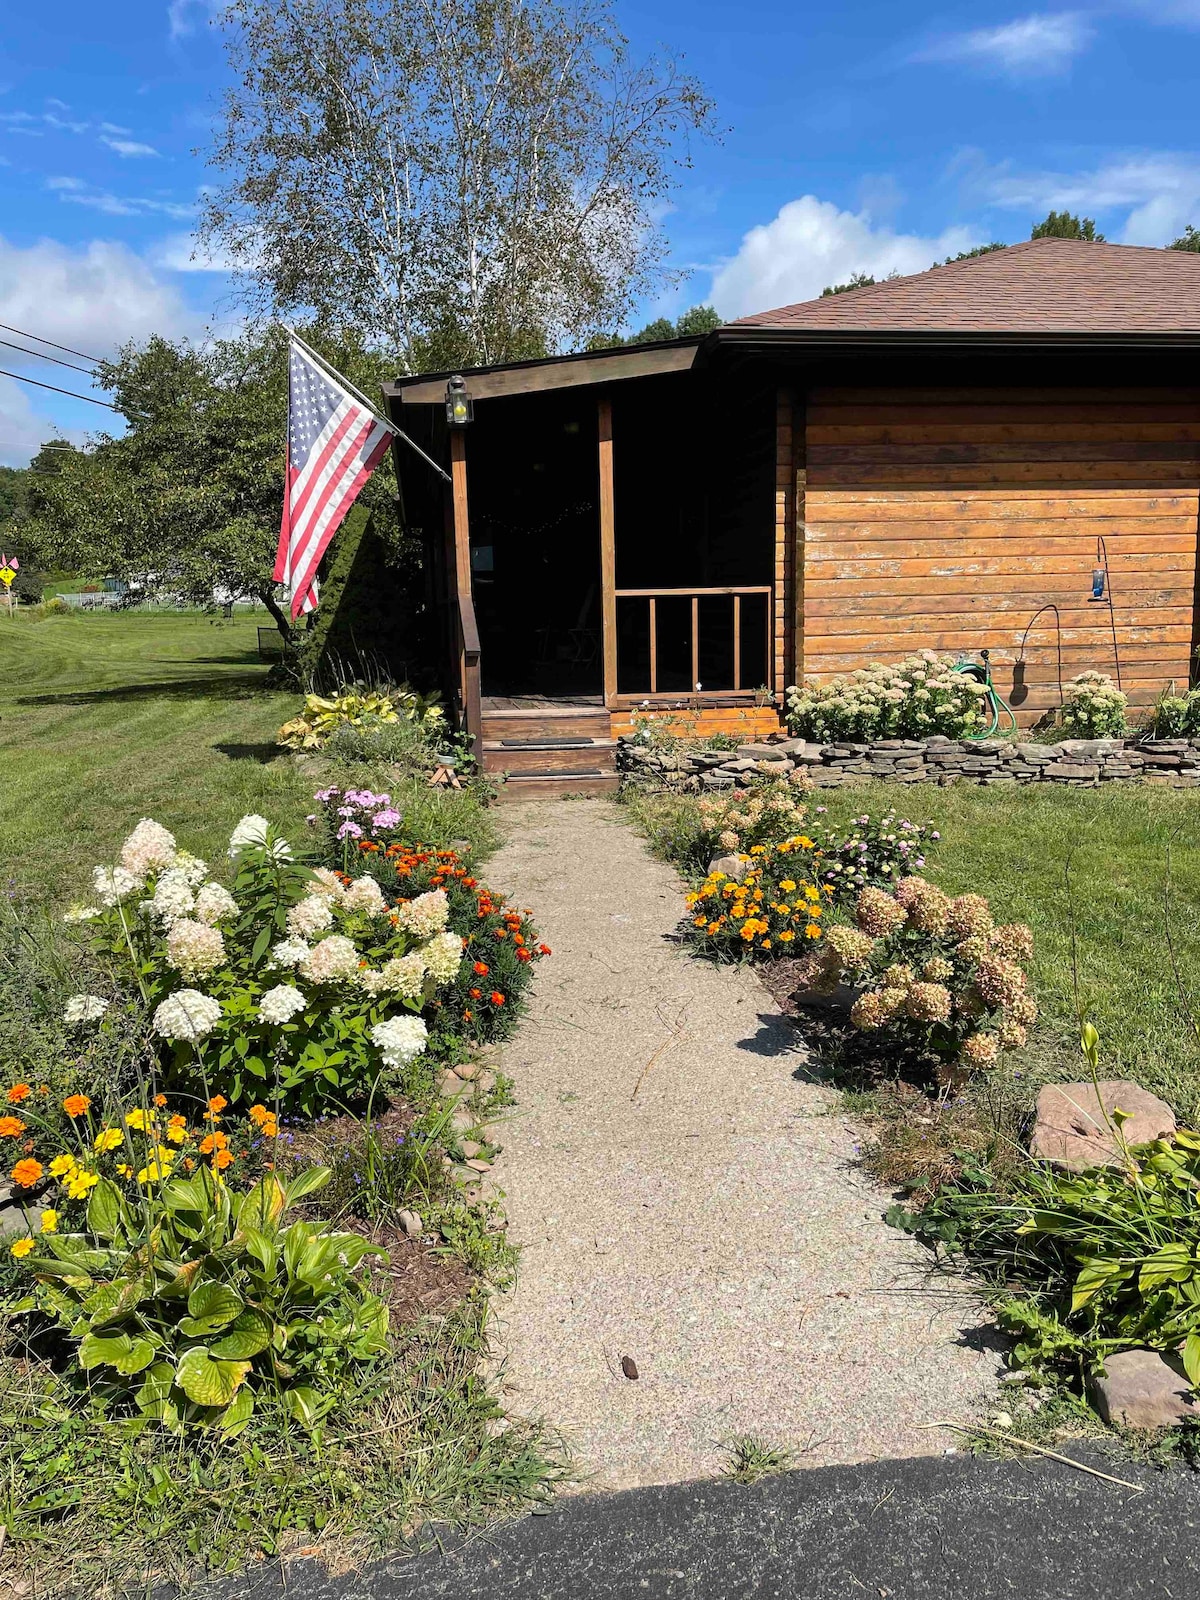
(801, 877), (1035, 1080)
(10, 1164), (388, 1433)
(277, 684), (443, 750)
(72, 815), (460, 1113)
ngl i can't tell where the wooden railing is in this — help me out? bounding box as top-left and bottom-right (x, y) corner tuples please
(457, 591), (482, 759)
(614, 585), (772, 697)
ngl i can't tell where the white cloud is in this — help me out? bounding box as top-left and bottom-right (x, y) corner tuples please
(46, 176), (193, 219)
(971, 150), (1200, 243)
(168, 0), (221, 40)
(709, 195), (981, 319)
(101, 136), (161, 158)
(150, 231), (247, 272)
(0, 376), (75, 468)
(915, 12), (1094, 77)
(0, 235), (198, 367)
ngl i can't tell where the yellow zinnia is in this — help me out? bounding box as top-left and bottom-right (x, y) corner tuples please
(64, 1170), (100, 1200)
(93, 1128), (122, 1153)
(48, 1153), (77, 1178)
(10, 1236), (34, 1258)
(40, 1209), (58, 1233)
(125, 1108), (148, 1131)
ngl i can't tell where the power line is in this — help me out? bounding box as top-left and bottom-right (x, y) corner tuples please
(0, 320), (103, 365)
(0, 336), (96, 377)
(0, 366), (122, 411)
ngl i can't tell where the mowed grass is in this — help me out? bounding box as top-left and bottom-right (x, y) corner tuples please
(626, 781), (1200, 1120)
(0, 611), (312, 900)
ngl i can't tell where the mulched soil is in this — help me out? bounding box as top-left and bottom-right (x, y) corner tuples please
(283, 1099), (420, 1163)
(755, 956), (813, 1017)
(345, 1216), (474, 1330)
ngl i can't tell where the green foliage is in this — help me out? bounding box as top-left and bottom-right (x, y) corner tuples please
(1170, 224), (1200, 252)
(1031, 210), (1104, 241)
(12, 1165), (388, 1431)
(1060, 670), (1128, 737)
(820, 270), (877, 297)
(1151, 686), (1200, 738)
(785, 651), (993, 741)
(724, 1435), (793, 1483)
(277, 680), (443, 751)
(589, 304), (722, 350)
(938, 243), (1008, 263)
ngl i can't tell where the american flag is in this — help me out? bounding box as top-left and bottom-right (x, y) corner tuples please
(274, 339), (392, 618)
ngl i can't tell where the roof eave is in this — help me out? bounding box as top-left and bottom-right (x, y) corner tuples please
(710, 325), (1200, 351)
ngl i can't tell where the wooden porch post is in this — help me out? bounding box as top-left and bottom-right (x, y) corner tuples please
(774, 389), (793, 699)
(598, 395), (617, 706)
(450, 430), (471, 604)
(449, 429), (482, 759)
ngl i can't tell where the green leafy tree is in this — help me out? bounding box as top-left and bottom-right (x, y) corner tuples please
(1030, 210), (1104, 241)
(22, 328), (400, 642)
(1170, 225), (1200, 252)
(938, 242), (1007, 264)
(588, 302), (722, 350)
(201, 0), (716, 370)
(820, 270), (877, 297)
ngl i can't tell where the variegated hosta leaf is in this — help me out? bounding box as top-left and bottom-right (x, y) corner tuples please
(210, 1308), (273, 1360)
(179, 1280), (243, 1336)
(79, 1330), (156, 1376)
(175, 1346), (252, 1409)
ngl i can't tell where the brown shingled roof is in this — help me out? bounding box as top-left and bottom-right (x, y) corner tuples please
(731, 238), (1200, 333)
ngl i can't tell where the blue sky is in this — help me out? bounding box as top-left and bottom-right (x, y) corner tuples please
(2, 0), (1200, 462)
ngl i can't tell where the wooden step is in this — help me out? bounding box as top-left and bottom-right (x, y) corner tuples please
(495, 772), (620, 800)
(482, 707), (611, 741)
(483, 740), (618, 776)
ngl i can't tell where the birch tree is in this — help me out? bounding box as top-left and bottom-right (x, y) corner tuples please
(200, 0), (715, 369)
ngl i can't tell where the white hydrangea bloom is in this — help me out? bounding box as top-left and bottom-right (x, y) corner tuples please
(229, 815), (293, 862)
(119, 818), (177, 879)
(377, 951), (427, 1000)
(193, 882), (238, 925)
(422, 931), (464, 984)
(287, 895), (334, 938)
(153, 989), (223, 1044)
(165, 917), (227, 981)
(370, 1014), (429, 1068)
(268, 936), (311, 969)
(63, 994), (109, 1023)
(341, 875), (387, 916)
(308, 867), (347, 903)
(170, 851), (209, 887)
(93, 865), (140, 908)
(151, 868), (196, 925)
(62, 904), (101, 924)
(394, 888), (449, 938)
(359, 968), (388, 995)
(299, 934), (361, 984)
(258, 983), (307, 1024)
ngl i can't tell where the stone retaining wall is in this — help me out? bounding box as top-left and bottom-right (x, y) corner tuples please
(617, 734), (1200, 791)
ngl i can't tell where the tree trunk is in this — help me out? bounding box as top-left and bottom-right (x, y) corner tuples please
(261, 588), (294, 643)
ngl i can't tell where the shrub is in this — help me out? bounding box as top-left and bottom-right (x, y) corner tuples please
(277, 684), (444, 751)
(1059, 670), (1127, 737)
(804, 878), (1035, 1080)
(72, 815), (458, 1114)
(889, 1129), (1200, 1387)
(1150, 687), (1200, 739)
(684, 835), (831, 958)
(9, 1161), (388, 1433)
(785, 651), (991, 741)
(809, 808), (939, 901)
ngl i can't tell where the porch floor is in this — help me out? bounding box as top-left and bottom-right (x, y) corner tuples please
(482, 695), (604, 711)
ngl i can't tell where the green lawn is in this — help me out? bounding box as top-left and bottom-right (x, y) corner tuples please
(626, 781), (1200, 1121)
(0, 611), (312, 900)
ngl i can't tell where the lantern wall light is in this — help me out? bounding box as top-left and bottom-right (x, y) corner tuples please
(445, 375), (473, 428)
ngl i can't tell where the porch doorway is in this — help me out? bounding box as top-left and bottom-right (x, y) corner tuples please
(465, 389), (602, 699)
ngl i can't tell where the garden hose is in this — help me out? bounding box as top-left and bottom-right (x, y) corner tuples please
(951, 650), (1018, 739)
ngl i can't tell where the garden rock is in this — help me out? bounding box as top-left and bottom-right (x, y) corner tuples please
(437, 1070), (463, 1097)
(1030, 1080), (1176, 1171)
(707, 853), (749, 882)
(1090, 1349), (1200, 1430)
(397, 1209), (423, 1238)
(460, 1140), (483, 1160)
(451, 1107), (477, 1134)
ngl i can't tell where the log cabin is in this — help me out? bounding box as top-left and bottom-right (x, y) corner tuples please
(384, 237), (1200, 795)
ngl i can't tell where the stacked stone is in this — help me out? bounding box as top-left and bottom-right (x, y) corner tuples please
(616, 735), (1200, 793)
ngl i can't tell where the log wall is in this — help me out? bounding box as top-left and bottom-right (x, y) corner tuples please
(802, 386), (1200, 720)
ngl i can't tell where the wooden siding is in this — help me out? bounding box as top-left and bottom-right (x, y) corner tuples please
(802, 388), (1200, 719)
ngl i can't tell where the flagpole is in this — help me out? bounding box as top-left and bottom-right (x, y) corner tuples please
(282, 324), (451, 486)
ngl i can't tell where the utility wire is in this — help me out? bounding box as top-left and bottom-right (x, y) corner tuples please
(0, 336), (96, 377)
(0, 320), (103, 365)
(0, 366), (122, 411)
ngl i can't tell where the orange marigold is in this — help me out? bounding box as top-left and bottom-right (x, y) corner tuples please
(11, 1158), (43, 1188)
(63, 1095), (91, 1118)
(0, 1117), (26, 1138)
(490, 991), (506, 1006)
(7, 1084), (30, 1105)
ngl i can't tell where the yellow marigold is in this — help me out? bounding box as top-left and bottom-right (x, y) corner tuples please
(165, 1123), (187, 1145)
(780, 879), (796, 893)
(93, 1128), (122, 1153)
(779, 930), (795, 943)
(116, 1163), (131, 1177)
(693, 917), (707, 929)
(64, 1169), (99, 1199)
(10, 1236), (34, 1258)
(805, 923), (822, 939)
(49, 1153), (77, 1177)
(40, 1209), (58, 1233)
(125, 1108), (148, 1131)
(749, 845), (766, 856)
(62, 1094), (91, 1118)
(136, 1161), (171, 1183)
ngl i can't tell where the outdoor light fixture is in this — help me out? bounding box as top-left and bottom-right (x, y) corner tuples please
(445, 375), (473, 428)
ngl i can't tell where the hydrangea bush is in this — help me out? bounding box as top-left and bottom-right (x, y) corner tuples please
(1060, 670), (1128, 737)
(73, 815), (457, 1114)
(685, 835), (833, 958)
(785, 652), (991, 742)
(801, 877), (1035, 1080)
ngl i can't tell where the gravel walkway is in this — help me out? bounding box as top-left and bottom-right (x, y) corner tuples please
(486, 799), (999, 1492)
